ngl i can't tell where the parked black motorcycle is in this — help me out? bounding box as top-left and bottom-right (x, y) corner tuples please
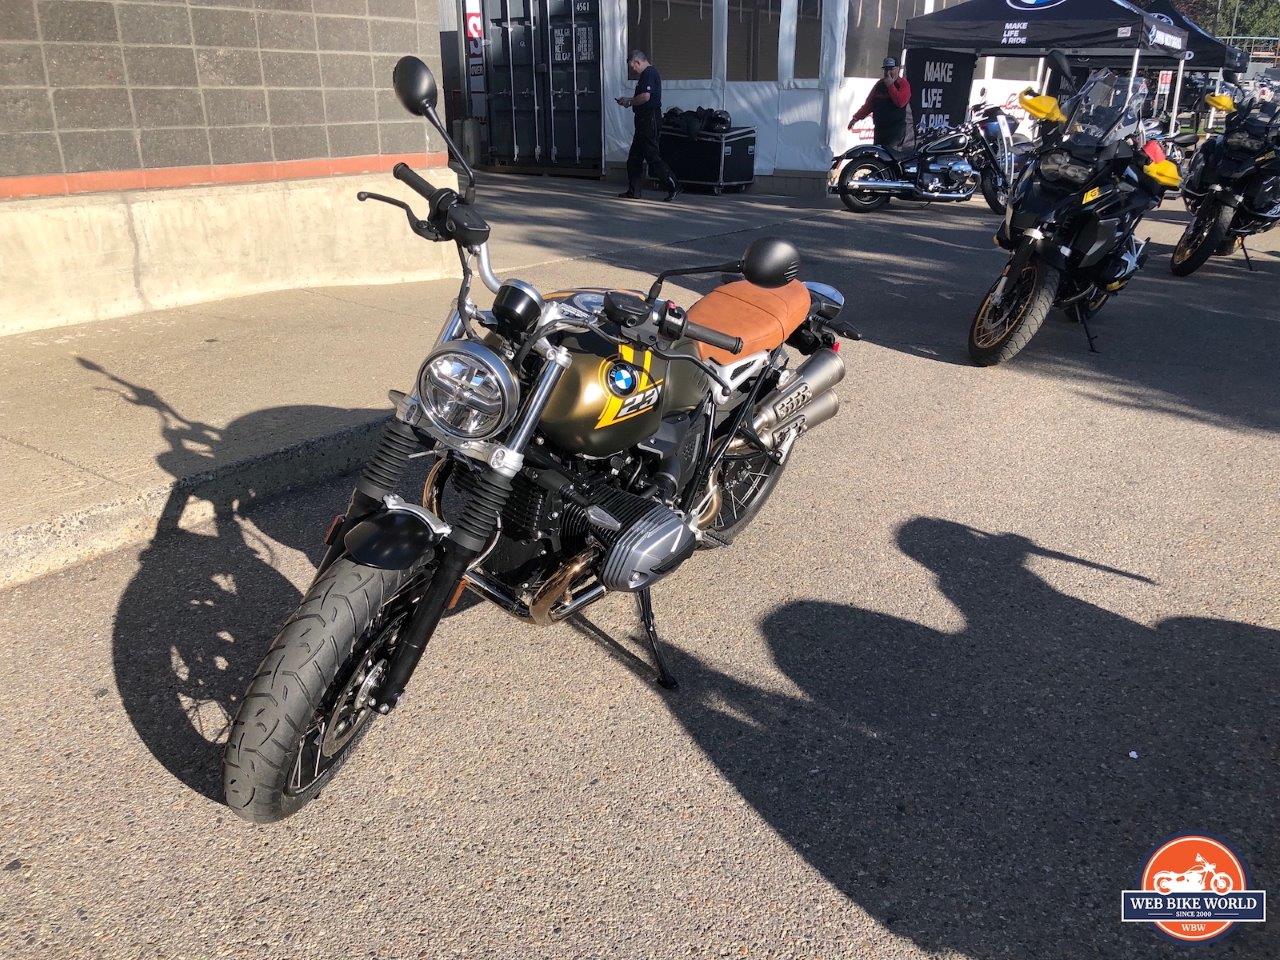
(968, 59), (1181, 365)
(222, 57), (859, 823)
(833, 107), (1015, 214)
(1172, 91), (1280, 276)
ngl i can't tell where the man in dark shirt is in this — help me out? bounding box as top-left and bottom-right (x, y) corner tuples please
(849, 57), (913, 148)
(616, 50), (680, 201)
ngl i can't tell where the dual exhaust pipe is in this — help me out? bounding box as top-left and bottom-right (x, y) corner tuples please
(742, 348), (845, 451)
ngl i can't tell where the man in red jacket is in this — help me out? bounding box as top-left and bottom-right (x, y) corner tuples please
(849, 57), (912, 148)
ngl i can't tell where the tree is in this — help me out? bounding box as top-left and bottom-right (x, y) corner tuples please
(1168, 0), (1280, 37)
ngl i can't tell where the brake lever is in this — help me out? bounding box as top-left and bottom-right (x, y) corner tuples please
(357, 190), (441, 241)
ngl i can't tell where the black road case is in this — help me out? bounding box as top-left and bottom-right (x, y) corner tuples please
(656, 125), (756, 194)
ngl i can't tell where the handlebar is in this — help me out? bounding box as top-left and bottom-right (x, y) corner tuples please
(683, 319), (744, 355)
(393, 161), (437, 200)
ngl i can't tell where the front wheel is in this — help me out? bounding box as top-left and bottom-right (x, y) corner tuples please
(222, 558), (413, 823)
(968, 257), (1061, 366)
(980, 167), (1007, 214)
(838, 159), (892, 212)
(1171, 202), (1233, 276)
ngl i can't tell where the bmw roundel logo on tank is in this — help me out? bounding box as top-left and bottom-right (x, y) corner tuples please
(1005, 0), (1069, 10)
(606, 361), (639, 397)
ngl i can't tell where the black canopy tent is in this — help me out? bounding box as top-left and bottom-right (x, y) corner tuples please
(1140, 0), (1247, 72)
(1064, 1), (1246, 128)
(903, 0), (1188, 58)
(903, 0), (1189, 132)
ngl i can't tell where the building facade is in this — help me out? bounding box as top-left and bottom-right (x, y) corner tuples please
(0, 1), (457, 333)
(441, 0), (1039, 195)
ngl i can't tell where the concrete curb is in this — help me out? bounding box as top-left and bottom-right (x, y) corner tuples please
(0, 415), (390, 591)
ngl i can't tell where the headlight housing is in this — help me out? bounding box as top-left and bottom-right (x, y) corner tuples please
(1225, 130), (1265, 153)
(417, 341), (519, 441)
(1040, 150), (1094, 185)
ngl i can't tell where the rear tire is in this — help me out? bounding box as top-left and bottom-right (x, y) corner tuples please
(980, 167), (1006, 214)
(1171, 202), (1232, 276)
(968, 258), (1061, 366)
(838, 160), (892, 212)
(222, 558), (408, 823)
(702, 450), (788, 547)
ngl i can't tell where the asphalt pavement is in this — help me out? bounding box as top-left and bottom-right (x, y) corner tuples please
(1, 181), (1277, 960)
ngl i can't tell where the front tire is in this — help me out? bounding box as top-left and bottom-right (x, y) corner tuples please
(980, 167), (1006, 214)
(222, 558), (409, 823)
(968, 257), (1061, 366)
(1171, 202), (1232, 276)
(838, 159), (892, 212)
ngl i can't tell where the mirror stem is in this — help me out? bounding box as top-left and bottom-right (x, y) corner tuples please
(646, 261), (743, 302)
(424, 103), (477, 204)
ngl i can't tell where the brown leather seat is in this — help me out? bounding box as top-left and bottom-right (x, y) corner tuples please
(686, 279), (811, 364)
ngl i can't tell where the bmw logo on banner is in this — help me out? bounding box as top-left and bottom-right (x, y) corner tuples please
(1005, 0), (1069, 9)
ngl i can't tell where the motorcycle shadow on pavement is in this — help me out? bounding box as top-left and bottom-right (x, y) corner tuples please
(87, 363), (453, 803)
(661, 517), (1277, 959)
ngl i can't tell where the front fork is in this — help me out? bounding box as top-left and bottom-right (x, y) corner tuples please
(328, 341), (571, 712)
(991, 230), (1043, 307)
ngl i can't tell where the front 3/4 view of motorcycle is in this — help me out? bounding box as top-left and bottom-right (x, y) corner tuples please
(967, 54), (1182, 366)
(1172, 88), (1280, 277)
(222, 57), (859, 823)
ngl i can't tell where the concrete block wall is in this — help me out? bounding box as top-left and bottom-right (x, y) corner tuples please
(0, 0), (444, 180)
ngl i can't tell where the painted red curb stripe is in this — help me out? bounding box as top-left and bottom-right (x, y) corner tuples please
(0, 152), (450, 201)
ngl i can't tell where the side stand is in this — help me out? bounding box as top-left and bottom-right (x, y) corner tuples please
(636, 588), (678, 689)
(1241, 239), (1255, 272)
(1073, 303), (1099, 353)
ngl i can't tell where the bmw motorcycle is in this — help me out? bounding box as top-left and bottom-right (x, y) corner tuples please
(222, 58), (858, 823)
(833, 108), (1015, 214)
(1172, 91), (1280, 276)
(968, 59), (1181, 366)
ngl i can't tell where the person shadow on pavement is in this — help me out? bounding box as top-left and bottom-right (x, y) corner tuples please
(81, 359), (342, 803)
(657, 517), (1277, 960)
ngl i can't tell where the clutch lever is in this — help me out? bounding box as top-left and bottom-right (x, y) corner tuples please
(357, 190), (441, 241)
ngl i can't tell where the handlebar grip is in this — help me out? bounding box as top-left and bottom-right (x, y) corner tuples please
(684, 320), (744, 355)
(393, 162), (436, 201)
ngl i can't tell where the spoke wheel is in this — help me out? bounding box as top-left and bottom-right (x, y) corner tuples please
(1171, 202), (1232, 277)
(968, 257), (1061, 366)
(704, 449), (787, 546)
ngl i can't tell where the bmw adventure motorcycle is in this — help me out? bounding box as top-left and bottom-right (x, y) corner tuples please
(968, 58), (1181, 365)
(833, 107), (1015, 214)
(222, 58), (859, 823)
(1172, 90), (1280, 276)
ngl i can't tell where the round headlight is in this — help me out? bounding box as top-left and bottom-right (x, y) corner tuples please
(417, 341), (519, 441)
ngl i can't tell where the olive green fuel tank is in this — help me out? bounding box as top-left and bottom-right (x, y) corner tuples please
(537, 290), (706, 459)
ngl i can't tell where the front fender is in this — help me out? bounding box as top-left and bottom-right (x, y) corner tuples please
(343, 496), (450, 570)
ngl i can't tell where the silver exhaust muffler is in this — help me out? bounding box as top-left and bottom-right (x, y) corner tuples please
(850, 179), (914, 192)
(730, 347), (845, 451)
(753, 348), (845, 435)
(755, 390), (840, 449)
